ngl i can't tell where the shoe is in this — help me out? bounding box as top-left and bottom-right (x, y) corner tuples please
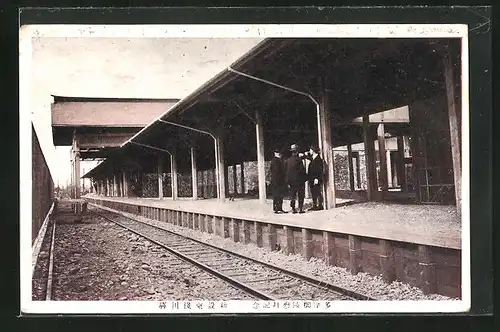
(279, 210), (288, 214)
(274, 211), (279, 214)
(308, 206), (317, 211)
(292, 209), (297, 214)
(299, 210), (305, 214)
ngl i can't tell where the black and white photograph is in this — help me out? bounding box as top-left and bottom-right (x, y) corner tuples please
(19, 10), (486, 314)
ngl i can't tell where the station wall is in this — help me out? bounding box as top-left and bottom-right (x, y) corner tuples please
(32, 124), (54, 242)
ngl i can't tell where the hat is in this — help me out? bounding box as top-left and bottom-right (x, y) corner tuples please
(290, 144), (299, 152)
(273, 147), (281, 153)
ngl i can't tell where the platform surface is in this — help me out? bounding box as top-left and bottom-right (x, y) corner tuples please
(86, 194), (462, 249)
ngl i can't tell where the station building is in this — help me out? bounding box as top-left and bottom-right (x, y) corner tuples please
(53, 38), (463, 298)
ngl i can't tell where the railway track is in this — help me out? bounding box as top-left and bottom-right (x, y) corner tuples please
(92, 206), (375, 301)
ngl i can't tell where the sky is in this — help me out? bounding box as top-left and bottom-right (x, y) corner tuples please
(29, 36), (263, 187)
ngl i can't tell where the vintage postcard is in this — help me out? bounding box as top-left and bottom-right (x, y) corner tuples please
(21, 8), (486, 315)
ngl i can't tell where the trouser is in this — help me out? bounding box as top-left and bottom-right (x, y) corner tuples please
(311, 183), (324, 208)
(273, 195), (283, 211)
(272, 185), (284, 211)
(289, 184), (305, 211)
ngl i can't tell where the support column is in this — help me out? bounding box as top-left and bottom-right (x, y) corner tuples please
(319, 91), (336, 209)
(355, 153), (361, 189)
(170, 153), (178, 200)
(377, 124), (388, 198)
(191, 147), (198, 200)
(106, 177), (110, 197)
(232, 165), (238, 195)
(363, 115), (377, 201)
(158, 155), (163, 199)
(113, 174), (118, 197)
(443, 51), (462, 212)
(347, 144), (355, 191)
(216, 137), (226, 201)
(386, 149), (393, 188)
(240, 163), (245, 194)
(122, 171), (128, 197)
(396, 136), (407, 191)
(72, 133), (81, 199)
(255, 109), (267, 204)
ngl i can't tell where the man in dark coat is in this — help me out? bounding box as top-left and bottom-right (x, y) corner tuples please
(285, 144), (307, 214)
(307, 144), (324, 210)
(270, 147), (287, 213)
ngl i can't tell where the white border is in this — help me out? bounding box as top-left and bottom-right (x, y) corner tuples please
(21, 23), (470, 314)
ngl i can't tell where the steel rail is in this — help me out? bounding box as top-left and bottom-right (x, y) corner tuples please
(93, 210), (275, 301)
(45, 222), (57, 301)
(91, 204), (375, 301)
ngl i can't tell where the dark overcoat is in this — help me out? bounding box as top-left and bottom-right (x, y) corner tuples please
(307, 155), (324, 184)
(285, 154), (307, 186)
(270, 156), (286, 194)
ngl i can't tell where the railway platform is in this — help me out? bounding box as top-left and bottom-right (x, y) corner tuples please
(85, 194), (461, 298)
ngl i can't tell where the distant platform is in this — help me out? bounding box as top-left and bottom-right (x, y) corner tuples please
(85, 194), (461, 249)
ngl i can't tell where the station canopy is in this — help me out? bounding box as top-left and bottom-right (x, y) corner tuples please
(84, 37), (460, 178)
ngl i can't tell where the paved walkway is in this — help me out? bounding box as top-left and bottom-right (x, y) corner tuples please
(86, 194), (461, 249)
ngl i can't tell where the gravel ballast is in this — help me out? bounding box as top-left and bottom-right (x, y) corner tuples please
(94, 204), (458, 301)
(49, 208), (256, 301)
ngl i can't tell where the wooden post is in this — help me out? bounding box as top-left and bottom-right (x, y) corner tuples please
(363, 115), (377, 201)
(386, 150), (393, 188)
(377, 123), (388, 197)
(158, 155), (163, 199)
(170, 153), (178, 200)
(255, 109), (267, 204)
(347, 144), (355, 191)
(355, 153), (361, 189)
(379, 239), (396, 283)
(319, 91), (336, 209)
(283, 226), (294, 254)
(191, 147), (198, 200)
(396, 136), (407, 191)
(302, 228), (313, 260)
(113, 174), (118, 197)
(443, 52), (462, 212)
(241, 220), (251, 244)
(73, 135), (81, 199)
(323, 231), (336, 266)
(122, 171), (128, 197)
(240, 163), (245, 194)
(216, 136), (226, 201)
(233, 165), (238, 195)
(418, 245), (437, 294)
(348, 235), (362, 274)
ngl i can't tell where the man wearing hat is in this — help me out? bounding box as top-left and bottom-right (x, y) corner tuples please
(270, 147), (287, 213)
(285, 144), (307, 214)
(307, 144), (324, 210)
